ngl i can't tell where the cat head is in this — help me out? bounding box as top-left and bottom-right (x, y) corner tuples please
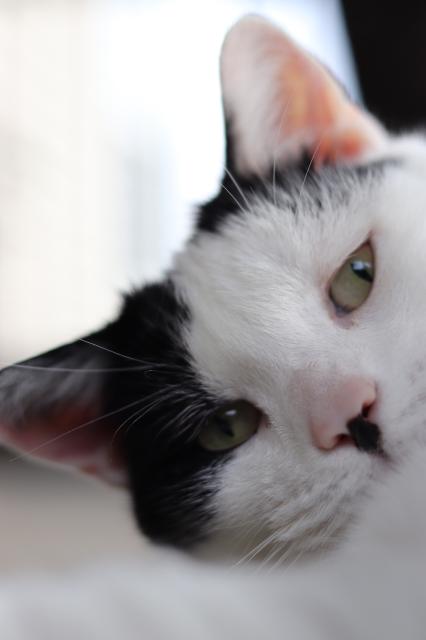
(2, 16), (426, 561)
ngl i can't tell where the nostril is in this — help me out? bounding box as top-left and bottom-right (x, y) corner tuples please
(335, 433), (353, 448)
(347, 415), (381, 453)
(361, 400), (374, 419)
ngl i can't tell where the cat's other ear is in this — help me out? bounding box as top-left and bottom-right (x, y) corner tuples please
(0, 326), (127, 485)
(221, 15), (387, 178)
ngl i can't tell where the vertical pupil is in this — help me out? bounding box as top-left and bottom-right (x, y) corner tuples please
(216, 412), (236, 438)
(351, 260), (373, 283)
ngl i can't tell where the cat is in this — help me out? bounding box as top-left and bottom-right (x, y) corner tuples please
(1, 14), (426, 564)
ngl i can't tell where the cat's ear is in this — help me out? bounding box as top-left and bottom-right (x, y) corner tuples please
(0, 327), (127, 485)
(221, 15), (387, 177)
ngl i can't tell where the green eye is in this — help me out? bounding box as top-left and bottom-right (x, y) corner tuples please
(197, 401), (261, 452)
(329, 243), (374, 313)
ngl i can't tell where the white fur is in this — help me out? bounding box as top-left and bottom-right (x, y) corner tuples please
(173, 135), (426, 561)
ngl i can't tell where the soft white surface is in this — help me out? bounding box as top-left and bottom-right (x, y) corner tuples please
(0, 448), (425, 639)
(0, 0), (354, 363)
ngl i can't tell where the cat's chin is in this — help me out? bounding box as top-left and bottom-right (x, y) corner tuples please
(192, 448), (390, 567)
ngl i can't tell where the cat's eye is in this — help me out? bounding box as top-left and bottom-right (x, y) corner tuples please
(197, 400), (261, 452)
(329, 243), (374, 314)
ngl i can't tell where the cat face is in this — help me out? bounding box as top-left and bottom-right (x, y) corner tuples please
(2, 16), (426, 561)
(177, 148), (426, 559)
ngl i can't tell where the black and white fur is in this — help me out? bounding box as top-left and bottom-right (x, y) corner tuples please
(1, 16), (426, 565)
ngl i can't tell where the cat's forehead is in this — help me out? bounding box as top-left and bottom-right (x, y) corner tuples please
(187, 136), (426, 273)
(178, 159), (394, 292)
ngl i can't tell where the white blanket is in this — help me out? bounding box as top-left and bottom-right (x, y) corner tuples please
(1, 449), (425, 640)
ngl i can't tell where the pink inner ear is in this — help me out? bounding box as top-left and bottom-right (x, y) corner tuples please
(0, 404), (127, 486)
(277, 49), (385, 167)
(221, 16), (387, 176)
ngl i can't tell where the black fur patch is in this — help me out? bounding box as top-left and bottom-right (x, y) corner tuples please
(0, 281), (228, 548)
(197, 157), (395, 235)
(104, 281), (228, 547)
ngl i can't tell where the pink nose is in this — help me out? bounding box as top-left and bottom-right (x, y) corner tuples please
(310, 378), (376, 450)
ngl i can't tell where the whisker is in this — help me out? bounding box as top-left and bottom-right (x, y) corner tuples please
(223, 167), (251, 210)
(258, 541), (289, 571)
(78, 338), (146, 365)
(125, 384), (192, 430)
(272, 99), (290, 207)
(109, 404), (152, 451)
(7, 364), (157, 374)
(297, 134), (324, 200)
(3, 359), (194, 375)
(220, 182), (247, 214)
(128, 393), (171, 428)
(225, 521), (271, 565)
(233, 528), (281, 566)
(156, 400), (205, 439)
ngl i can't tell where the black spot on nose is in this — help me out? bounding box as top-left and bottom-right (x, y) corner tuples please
(347, 416), (381, 453)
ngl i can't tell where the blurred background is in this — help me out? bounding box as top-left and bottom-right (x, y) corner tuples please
(0, 0), (381, 572)
(0, 0), (358, 365)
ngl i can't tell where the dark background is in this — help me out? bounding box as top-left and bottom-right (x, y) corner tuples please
(342, 0), (426, 130)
